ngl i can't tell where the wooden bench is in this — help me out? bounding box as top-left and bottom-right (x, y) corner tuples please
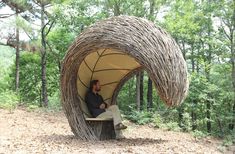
(85, 117), (116, 140)
(80, 99), (116, 140)
(85, 117), (113, 121)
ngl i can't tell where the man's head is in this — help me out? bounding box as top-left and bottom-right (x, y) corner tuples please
(90, 80), (101, 92)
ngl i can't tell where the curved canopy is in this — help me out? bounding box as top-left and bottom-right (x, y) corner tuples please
(60, 16), (189, 140)
(77, 48), (141, 104)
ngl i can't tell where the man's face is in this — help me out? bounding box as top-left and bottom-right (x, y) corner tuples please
(95, 81), (101, 92)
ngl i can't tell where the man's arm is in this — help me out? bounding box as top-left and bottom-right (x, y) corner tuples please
(100, 95), (109, 108)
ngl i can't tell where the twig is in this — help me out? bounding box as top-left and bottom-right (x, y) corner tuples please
(45, 20), (54, 36)
(0, 13), (16, 18)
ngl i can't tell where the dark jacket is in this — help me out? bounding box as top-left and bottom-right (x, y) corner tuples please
(85, 90), (106, 117)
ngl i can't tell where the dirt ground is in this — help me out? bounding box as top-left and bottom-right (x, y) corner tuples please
(0, 108), (234, 154)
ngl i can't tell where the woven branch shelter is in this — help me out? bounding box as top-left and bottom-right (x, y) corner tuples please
(60, 15), (189, 141)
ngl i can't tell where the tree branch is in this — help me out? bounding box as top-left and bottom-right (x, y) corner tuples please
(221, 25), (231, 40)
(0, 13), (16, 18)
(0, 42), (9, 47)
(46, 41), (60, 59)
(222, 18), (231, 29)
(23, 30), (33, 41)
(45, 21), (54, 37)
(41, 20), (50, 37)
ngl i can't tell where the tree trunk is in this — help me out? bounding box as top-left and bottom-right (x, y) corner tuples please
(196, 47), (200, 73)
(15, 8), (20, 91)
(191, 100), (197, 130)
(140, 71), (144, 110)
(205, 49), (212, 134)
(206, 101), (211, 133)
(204, 17), (213, 133)
(182, 41), (186, 59)
(229, 34), (235, 130)
(177, 41), (186, 129)
(216, 118), (224, 137)
(149, 0), (155, 21)
(40, 3), (48, 107)
(146, 0), (155, 112)
(113, 0), (121, 16)
(229, 39), (235, 130)
(147, 77), (153, 111)
(191, 44), (197, 130)
(136, 71), (144, 111)
(128, 79), (131, 100)
(178, 107), (184, 128)
(136, 73), (140, 111)
(229, 3), (235, 130)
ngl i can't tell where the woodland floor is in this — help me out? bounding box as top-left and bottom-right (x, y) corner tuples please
(0, 108), (234, 154)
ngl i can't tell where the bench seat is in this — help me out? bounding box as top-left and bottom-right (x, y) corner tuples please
(85, 117), (115, 140)
(85, 117), (113, 121)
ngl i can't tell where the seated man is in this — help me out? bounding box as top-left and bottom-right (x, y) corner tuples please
(85, 80), (127, 134)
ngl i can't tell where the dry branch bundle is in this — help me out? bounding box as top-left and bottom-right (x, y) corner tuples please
(60, 16), (189, 140)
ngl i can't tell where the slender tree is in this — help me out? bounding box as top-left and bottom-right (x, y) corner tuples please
(1, 0), (30, 91)
(217, 0), (235, 130)
(15, 7), (20, 91)
(37, 0), (54, 107)
(136, 72), (141, 111)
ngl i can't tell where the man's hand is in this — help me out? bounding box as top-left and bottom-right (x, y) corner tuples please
(99, 103), (106, 109)
(106, 103), (110, 108)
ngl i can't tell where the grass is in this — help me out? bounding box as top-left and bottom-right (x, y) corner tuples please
(0, 90), (19, 113)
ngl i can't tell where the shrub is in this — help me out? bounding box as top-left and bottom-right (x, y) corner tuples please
(222, 133), (235, 147)
(161, 122), (181, 131)
(9, 52), (41, 104)
(191, 130), (208, 139)
(153, 113), (164, 128)
(0, 90), (19, 112)
(181, 112), (192, 132)
(47, 91), (62, 111)
(125, 110), (154, 125)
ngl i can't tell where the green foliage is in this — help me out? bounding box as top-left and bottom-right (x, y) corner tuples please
(222, 134), (235, 147)
(26, 92), (62, 112)
(124, 109), (181, 131)
(161, 122), (181, 131)
(118, 77), (136, 111)
(0, 47), (19, 112)
(47, 91), (62, 111)
(53, 0), (103, 33)
(9, 52), (41, 104)
(26, 104), (40, 111)
(181, 112), (192, 131)
(191, 130), (208, 139)
(153, 113), (181, 131)
(0, 90), (19, 112)
(8, 51), (61, 106)
(164, 0), (201, 43)
(152, 113), (163, 128)
(0, 46), (15, 92)
(125, 110), (153, 125)
(48, 27), (75, 55)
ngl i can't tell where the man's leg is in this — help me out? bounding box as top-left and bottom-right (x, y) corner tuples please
(96, 110), (113, 119)
(105, 105), (122, 126)
(106, 105), (125, 138)
(98, 107), (124, 139)
(96, 105), (122, 126)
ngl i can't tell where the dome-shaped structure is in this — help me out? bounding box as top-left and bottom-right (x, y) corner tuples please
(60, 15), (189, 140)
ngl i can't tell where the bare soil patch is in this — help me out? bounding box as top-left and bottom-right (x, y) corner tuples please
(0, 108), (232, 154)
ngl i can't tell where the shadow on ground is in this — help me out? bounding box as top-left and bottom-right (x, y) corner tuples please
(38, 134), (167, 146)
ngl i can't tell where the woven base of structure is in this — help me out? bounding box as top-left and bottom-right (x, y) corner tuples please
(60, 16), (189, 140)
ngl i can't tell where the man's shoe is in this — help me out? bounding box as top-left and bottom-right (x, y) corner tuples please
(115, 123), (127, 130)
